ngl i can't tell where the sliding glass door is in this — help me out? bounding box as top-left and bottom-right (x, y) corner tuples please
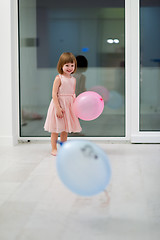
(18, 0), (125, 137)
(18, 0), (160, 142)
(140, 0), (160, 131)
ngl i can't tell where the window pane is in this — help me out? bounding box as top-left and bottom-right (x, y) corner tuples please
(140, 0), (160, 131)
(18, 0), (125, 137)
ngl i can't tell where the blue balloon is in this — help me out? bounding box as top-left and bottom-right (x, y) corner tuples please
(56, 140), (111, 196)
(107, 90), (123, 109)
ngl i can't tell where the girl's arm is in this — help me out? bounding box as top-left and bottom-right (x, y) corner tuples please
(52, 75), (64, 118)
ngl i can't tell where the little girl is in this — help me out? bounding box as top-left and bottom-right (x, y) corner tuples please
(44, 52), (82, 156)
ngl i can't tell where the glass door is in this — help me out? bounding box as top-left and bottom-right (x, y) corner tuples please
(140, 0), (160, 131)
(18, 0), (125, 138)
(130, 0), (160, 143)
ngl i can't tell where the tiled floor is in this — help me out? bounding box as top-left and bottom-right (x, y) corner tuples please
(0, 141), (160, 240)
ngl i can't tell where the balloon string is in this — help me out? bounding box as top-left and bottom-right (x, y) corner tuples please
(103, 189), (110, 206)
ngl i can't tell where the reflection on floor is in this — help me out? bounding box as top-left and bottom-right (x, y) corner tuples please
(21, 114), (125, 137)
(0, 142), (160, 240)
(20, 105), (160, 137)
(140, 113), (160, 131)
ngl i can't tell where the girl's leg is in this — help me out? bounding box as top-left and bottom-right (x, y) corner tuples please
(60, 131), (68, 143)
(51, 132), (58, 156)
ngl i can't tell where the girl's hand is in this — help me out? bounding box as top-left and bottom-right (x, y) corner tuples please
(56, 107), (64, 118)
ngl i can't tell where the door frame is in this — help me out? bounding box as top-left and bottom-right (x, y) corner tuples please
(11, 0), (160, 143)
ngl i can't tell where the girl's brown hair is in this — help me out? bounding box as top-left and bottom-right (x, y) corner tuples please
(57, 52), (77, 74)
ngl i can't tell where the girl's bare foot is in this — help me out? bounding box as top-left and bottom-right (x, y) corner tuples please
(51, 149), (57, 156)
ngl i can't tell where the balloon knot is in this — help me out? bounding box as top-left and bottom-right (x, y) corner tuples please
(57, 140), (64, 146)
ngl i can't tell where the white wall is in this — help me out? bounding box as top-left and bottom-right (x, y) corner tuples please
(0, 0), (18, 145)
(0, 0), (12, 145)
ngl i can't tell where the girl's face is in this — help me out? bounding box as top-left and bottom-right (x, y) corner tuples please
(62, 62), (75, 76)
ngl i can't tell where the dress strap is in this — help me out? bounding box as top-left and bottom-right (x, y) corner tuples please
(58, 74), (62, 86)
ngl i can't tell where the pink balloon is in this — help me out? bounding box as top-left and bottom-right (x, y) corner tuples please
(73, 91), (104, 121)
(90, 85), (109, 103)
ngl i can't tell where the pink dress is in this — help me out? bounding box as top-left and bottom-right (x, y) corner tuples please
(44, 74), (82, 133)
